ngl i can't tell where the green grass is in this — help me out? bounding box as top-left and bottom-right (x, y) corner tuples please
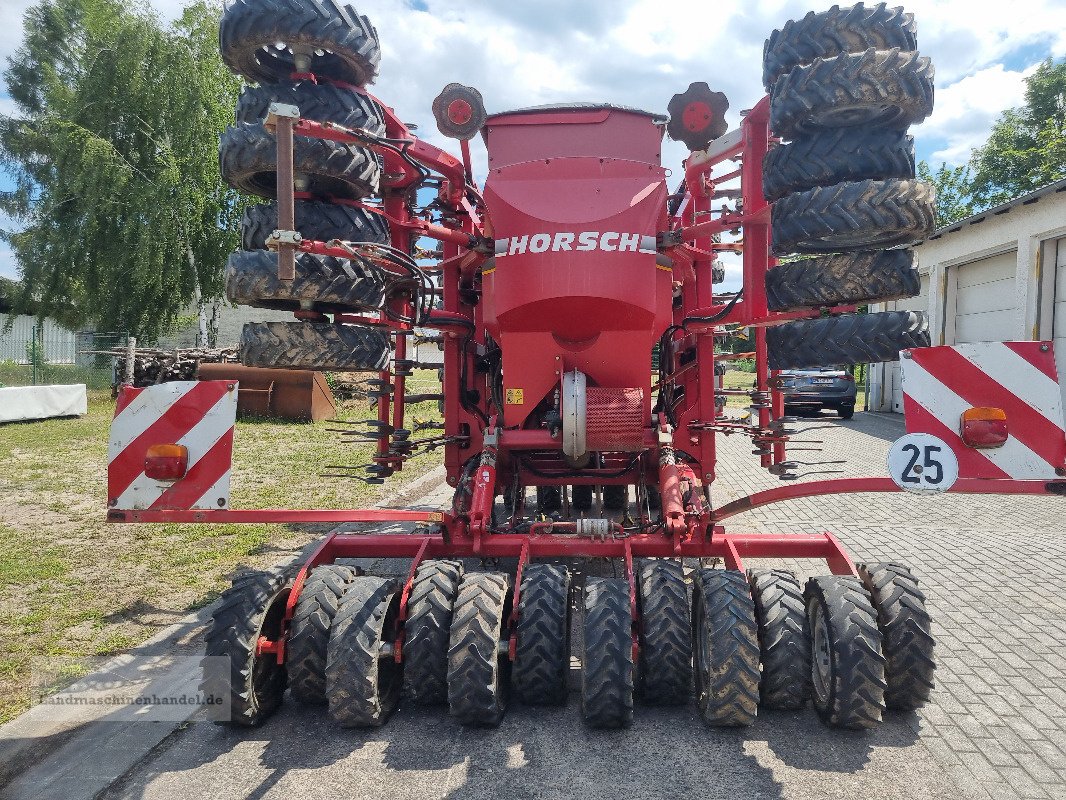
(0, 360), (115, 391)
(0, 373), (443, 722)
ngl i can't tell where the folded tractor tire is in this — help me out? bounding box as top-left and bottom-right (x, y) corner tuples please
(220, 0), (380, 86)
(226, 250), (386, 313)
(765, 250), (919, 311)
(766, 311), (929, 370)
(241, 200), (390, 251)
(220, 122), (378, 201)
(771, 178), (935, 255)
(763, 129), (914, 202)
(235, 81), (384, 134)
(769, 49), (934, 139)
(240, 321), (391, 371)
(762, 3), (917, 90)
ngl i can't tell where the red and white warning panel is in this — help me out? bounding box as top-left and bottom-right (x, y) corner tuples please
(901, 341), (1066, 481)
(107, 381), (238, 511)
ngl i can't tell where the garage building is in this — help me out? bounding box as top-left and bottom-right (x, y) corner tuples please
(867, 177), (1066, 413)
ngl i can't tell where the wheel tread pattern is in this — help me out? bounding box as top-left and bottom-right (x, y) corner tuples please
(225, 250), (387, 313)
(447, 571), (510, 726)
(805, 575), (887, 729)
(241, 200), (389, 251)
(766, 310), (929, 370)
(692, 569), (760, 726)
(287, 564), (357, 704)
(859, 562), (935, 709)
(513, 564), (571, 705)
(766, 250), (919, 311)
(235, 81), (384, 134)
(748, 569), (810, 710)
(403, 559), (462, 705)
(240, 321), (391, 372)
(581, 577), (634, 728)
(636, 560), (692, 705)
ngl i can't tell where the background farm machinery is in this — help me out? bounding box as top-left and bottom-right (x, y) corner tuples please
(106, 1), (1066, 731)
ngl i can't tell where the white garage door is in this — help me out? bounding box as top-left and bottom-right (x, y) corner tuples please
(952, 250), (1018, 344)
(888, 274), (929, 412)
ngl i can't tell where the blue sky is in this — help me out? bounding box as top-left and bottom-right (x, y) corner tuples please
(0, 0), (1064, 286)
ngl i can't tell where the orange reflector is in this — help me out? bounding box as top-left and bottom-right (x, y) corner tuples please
(145, 443), (189, 481)
(960, 407), (1008, 449)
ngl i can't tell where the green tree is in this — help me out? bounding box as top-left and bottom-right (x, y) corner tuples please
(917, 160), (975, 226)
(970, 58), (1066, 208)
(0, 0), (244, 343)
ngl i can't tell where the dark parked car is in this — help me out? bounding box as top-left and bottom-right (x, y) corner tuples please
(778, 367), (857, 419)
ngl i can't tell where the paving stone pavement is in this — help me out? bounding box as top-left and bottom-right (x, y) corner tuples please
(711, 411), (1066, 800)
(68, 411), (1066, 800)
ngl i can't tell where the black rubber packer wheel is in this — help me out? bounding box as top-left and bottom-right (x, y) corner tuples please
(691, 569), (760, 726)
(201, 569), (291, 726)
(225, 250), (386, 314)
(403, 559), (463, 705)
(770, 49), (934, 140)
(220, 122), (379, 201)
(765, 250), (919, 312)
(536, 486), (562, 514)
(763, 128), (914, 202)
(447, 571), (511, 726)
(603, 485), (627, 511)
(513, 564), (571, 705)
(241, 200), (390, 251)
(766, 311), (929, 370)
(287, 564), (358, 705)
(763, 3), (917, 90)
(858, 562), (935, 710)
(220, 0), (380, 86)
(235, 81), (384, 134)
(771, 178), (935, 255)
(804, 575), (887, 729)
(240, 321), (391, 372)
(326, 576), (402, 727)
(581, 577), (634, 728)
(748, 568), (809, 710)
(636, 560), (692, 705)
(571, 485), (593, 512)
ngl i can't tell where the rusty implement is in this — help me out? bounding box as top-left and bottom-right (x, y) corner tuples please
(196, 363), (335, 421)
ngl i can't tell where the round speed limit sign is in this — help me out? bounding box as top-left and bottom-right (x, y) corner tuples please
(887, 433), (959, 494)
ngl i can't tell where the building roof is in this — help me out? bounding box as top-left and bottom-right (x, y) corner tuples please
(924, 176), (1066, 243)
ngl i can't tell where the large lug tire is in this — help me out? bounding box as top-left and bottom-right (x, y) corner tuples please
(235, 81), (384, 134)
(581, 577), (634, 728)
(804, 575), (887, 729)
(225, 250), (387, 314)
(763, 3), (917, 90)
(770, 49), (934, 139)
(858, 562), (936, 710)
(447, 571), (511, 726)
(219, 0), (380, 86)
(771, 178), (935, 255)
(326, 576), (403, 727)
(748, 569), (810, 710)
(240, 321), (391, 372)
(763, 129), (914, 202)
(201, 570), (291, 727)
(512, 564), (571, 705)
(287, 564), (358, 705)
(691, 569), (760, 726)
(636, 560), (692, 705)
(603, 485), (627, 511)
(220, 122), (379, 201)
(766, 311), (929, 370)
(241, 200), (390, 251)
(402, 559), (463, 705)
(766, 250), (919, 312)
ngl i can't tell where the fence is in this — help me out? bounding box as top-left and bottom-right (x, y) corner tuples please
(0, 323), (128, 391)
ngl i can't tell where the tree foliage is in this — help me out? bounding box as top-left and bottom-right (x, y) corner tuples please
(916, 160), (975, 227)
(970, 58), (1066, 208)
(0, 0), (244, 341)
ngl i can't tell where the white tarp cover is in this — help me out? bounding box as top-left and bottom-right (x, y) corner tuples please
(0, 384), (88, 423)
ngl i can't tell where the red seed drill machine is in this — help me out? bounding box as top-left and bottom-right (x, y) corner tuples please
(107, 2), (1066, 730)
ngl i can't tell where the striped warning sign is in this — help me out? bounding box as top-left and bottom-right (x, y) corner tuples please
(107, 381), (238, 510)
(901, 341), (1066, 480)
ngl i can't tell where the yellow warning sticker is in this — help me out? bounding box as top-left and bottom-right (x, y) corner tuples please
(505, 388), (524, 405)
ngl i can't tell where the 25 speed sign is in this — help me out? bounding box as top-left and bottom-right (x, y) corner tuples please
(887, 433), (959, 494)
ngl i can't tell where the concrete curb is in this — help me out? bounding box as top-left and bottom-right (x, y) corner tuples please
(0, 465), (447, 800)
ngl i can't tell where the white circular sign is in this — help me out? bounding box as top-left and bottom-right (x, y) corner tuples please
(887, 433), (959, 494)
